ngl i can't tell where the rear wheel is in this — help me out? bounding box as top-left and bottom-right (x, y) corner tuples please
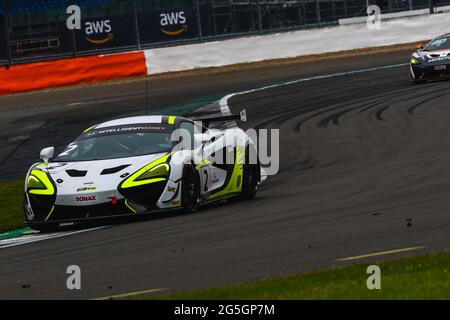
(181, 165), (200, 212)
(240, 147), (260, 200)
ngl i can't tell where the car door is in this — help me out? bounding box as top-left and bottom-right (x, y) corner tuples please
(180, 121), (212, 196)
(201, 131), (235, 194)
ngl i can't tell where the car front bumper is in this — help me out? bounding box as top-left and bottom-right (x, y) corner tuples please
(24, 180), (173, 225)
(411, 63), (450, 80)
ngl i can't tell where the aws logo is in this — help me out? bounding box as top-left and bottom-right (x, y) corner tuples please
(85, 20), (113, 45)
(160, 11), (187, 36)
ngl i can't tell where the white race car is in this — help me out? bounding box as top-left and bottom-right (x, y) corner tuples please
(24, 112), (261, 232)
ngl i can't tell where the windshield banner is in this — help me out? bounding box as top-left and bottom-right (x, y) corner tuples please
(83, 124), (172, 139)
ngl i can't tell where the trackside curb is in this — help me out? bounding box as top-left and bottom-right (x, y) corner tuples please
(0, 227), (32, 241)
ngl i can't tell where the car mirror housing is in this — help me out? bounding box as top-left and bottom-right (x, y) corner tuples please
(40, 147), (55, 163)
(416, 44), (425, 50)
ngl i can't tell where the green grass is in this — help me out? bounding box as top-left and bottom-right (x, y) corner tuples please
(150, 251), (450, 300)
(0, 181), (25, 233)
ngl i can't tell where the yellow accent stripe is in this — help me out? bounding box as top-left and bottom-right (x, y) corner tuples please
(122, 177), (167, 189)
(168, 116), (176, 125)
(335, 246), (426, 262)
(195, 159), (211, 170)
(94, 288), (168, 300)
(44, 206), (55, 222)
(121, 153), (171, 189)
(208, 147), (244, 201)
(125, 199), (137, 214)
(28, 170), (55, 195)
(83, 124), (98, 132)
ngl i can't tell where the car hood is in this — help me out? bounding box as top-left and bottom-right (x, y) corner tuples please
(414, 50), (450, 64)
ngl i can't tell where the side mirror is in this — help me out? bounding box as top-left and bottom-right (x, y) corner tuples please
(40, 147), (54, 162)
(416, 44), (424, 50)
(240, 109), (247, 123)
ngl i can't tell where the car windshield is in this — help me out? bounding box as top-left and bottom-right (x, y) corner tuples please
(54, 124), (174, 162)
(424, 36), (450, 51)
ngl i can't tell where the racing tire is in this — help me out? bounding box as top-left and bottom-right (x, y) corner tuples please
(181, 165), (200, 212)
(240, 147), (260, 200)
(31, 223), (59, 233)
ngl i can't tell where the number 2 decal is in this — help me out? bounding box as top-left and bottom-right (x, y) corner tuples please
(58, 143), (78, 157)
(203, 170), (208, 192)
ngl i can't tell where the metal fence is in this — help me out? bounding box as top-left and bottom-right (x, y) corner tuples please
(0, 0), (447, 65)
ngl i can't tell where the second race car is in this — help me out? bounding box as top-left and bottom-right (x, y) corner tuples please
(410, 33), (450, 83)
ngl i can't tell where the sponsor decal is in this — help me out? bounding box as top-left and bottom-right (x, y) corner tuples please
(75, 195), (97, 202)
(434, 65), (447, 71)
(167, 186), (176, 193)
(85, 20), (113, 45)
(430, 38), (447, 47)
(429, 56), (450, 63)
(83, 124), (170, 138)
(160, 11), (188, 36)
(77, 187), (97, 192)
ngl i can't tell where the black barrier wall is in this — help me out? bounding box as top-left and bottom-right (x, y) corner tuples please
(0, 14), (8, 60)
(0, 0), (446, 64)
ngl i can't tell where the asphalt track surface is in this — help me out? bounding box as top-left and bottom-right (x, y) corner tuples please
(1, 49), (450, 299)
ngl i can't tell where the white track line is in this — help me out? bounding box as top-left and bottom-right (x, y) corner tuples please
(0, 227), (106, 249)
(94, 287), (169, 300)
(219, 63), (408, 115)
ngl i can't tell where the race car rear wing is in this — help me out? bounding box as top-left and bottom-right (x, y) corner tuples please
(193, 109), (247, 127)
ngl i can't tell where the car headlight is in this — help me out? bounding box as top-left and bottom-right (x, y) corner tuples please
(27, 170), (55, 195)
(121, 153), (172, 189)
(136, 163), (170, 181)
(410, 58), (422, 65)
(27, 175), (45, 190)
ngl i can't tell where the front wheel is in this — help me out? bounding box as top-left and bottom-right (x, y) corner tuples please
(181, 165), (200, 212)
(30, 223), (59, 233)
(412, 79), (426, 84)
